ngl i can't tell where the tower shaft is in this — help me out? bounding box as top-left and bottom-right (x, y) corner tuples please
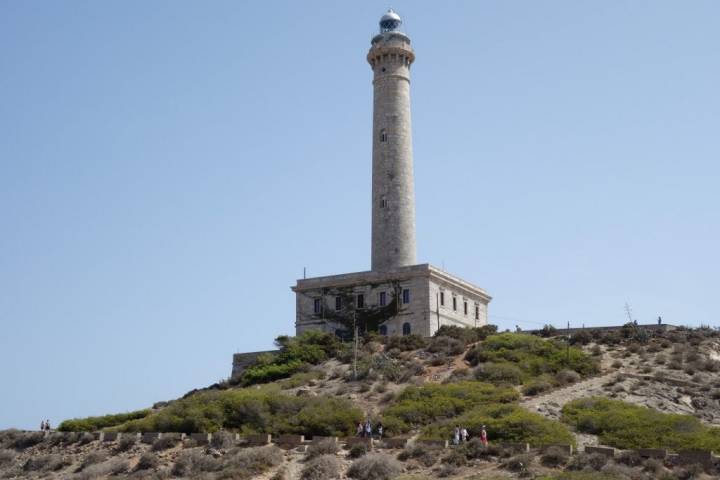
(368, 28), (416, 271)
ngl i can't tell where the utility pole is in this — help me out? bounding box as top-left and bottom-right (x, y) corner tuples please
(566, 321), (571, 365)
(353, 311), (358, 380)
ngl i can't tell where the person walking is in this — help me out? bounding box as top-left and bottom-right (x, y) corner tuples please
(45, 420), (51, 432)
(453, 426), (460, 446)
(461, 427), (469, 443)
(357, 422), (363, 437)
(377, 423), (383, 440)
(480, 425), (488, 447)
(364, 420), (372, 438)
(40, 420), (45, 432)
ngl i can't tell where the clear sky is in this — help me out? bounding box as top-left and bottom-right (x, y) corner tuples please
(1, 1), (718, 430)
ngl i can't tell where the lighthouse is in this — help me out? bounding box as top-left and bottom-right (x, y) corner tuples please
(368, 10), (417, 272)
(292, 11), (491, 338)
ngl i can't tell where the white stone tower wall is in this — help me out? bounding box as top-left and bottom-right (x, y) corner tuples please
(369, 32), (417, 271)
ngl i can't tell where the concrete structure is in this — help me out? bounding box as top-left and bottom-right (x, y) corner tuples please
(293, 10), (491, 337)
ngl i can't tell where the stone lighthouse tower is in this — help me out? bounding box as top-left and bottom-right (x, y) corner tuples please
(291, 10), (491, 338)
(368, 10), (417, 272)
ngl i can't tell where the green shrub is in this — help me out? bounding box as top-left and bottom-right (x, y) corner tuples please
(349, 443), (368, 458)
(306, 439), (339, 459)
(562, 397), (720, 450)
(382, 381), (518, 431)
(433, 325), (497, 345)
(427, 336), (464, 356)
(135, 452), (159, 471)
(152, 436), (179, 451)
(422, 403), (575, 447)
(386, 334), (427, 351)
(238, 332), (342, 386)
(464, 333), (598, 382)
(540, 446), (569, 467)
(522, 377), (553, 396)
(58, 409), (150, 432)
(116, 386), (362, 436)
(23, 454), (68, 472)
(222, 446), (284, 479)
(474, 362), (523, 385)
(116, 435), (136, 452)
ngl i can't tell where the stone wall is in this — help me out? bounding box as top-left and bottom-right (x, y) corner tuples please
(231, 350), (279, 380)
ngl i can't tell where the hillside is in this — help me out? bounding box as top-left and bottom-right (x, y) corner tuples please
(3, 325), (720, 480)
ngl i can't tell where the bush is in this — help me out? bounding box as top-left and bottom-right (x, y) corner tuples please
(522, 377), (553, 396)
(422, 403), (575, 447)
(540, 446), (569, 467)
(12, 431), (44, 449)
(382, 381), (518, 431)
(172, 450), (220, 476)
(386, 334), (427, 352)
(474, 362), (523, 385)
(433, 325), (497, 345)
(562, 397), (720, 450)
(301, 454), (342, 480)
(211, 431), (236, 449)
(75, 458), (129, 480)
(465, 333), (599, 381)
(566, 452), (609, 472)
(396, 444), (438, 467)
(58, 409), (150, 432)
(135, 452), (159, 471)
(348, 453), (402, 480)
(540, 325), (558, 337)
(238, 332), (342, 386)
(152, 435), (179, 451)
(427, 336), (464, 356)
(222, 446), (284, 479)
(78, 451), (108, 471)
(349, 443), (368, 458)
(555, 369), (581, 385)
(24, 454), (68, 472)
(306, 439), (339, 459)
(116, 386), (362, 436)
(570, 330), (592, 345)
(116, 435), (137, 452)
(0, 449), (16, 467)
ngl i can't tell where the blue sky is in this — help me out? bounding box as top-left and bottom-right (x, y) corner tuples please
(1, 1), (718, 430)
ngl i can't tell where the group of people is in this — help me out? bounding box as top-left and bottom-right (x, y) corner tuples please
(356, 419), (383, 439)
(453, 424), (488, 446)
(39, 420), (51, 432)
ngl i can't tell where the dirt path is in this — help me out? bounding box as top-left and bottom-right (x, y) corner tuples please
(520, 371), (616, 420)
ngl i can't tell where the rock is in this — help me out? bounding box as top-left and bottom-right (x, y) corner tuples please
(692, 397), (707, 409)
(296, 389), (317, 397)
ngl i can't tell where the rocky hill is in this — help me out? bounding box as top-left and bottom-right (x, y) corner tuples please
(3, 324), (720, 480)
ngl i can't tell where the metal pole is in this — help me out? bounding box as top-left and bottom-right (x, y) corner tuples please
(566, 321), (570, 365)
(353, 311), (358, 380)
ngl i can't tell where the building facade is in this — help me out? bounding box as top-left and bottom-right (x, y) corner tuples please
(293, 11), (491, 337)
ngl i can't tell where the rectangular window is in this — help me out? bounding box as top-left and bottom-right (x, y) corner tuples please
(464, 301), (468, 315)
(475, 305), (480, 320)
(335, 296), (342, 311)
(357, 294), (364, 309)
(402, 288), (410, 304)
(379, 291), (387, 307)
(313, 298), (322, 314)
(440, 291), (445, 306)
(453, 297), (457, 311)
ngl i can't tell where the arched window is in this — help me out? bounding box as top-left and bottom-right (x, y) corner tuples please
(379, 325), (387, 336)
(402, 322), (411, 336)
(380, 129), (387, 142)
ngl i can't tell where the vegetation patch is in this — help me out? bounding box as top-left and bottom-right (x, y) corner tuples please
(112, 385), (362, 435)
(562, 397), (720, 450)
(238, 331), (342, 386)
(58, 409), (151, 432)
(382, 381), (518, 432)
(421, 403), (575, 447)
(465, 333), (599, 384)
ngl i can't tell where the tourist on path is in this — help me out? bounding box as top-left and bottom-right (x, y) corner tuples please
(480, 425), (488, 447)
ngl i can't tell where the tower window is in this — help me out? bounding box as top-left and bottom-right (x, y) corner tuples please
(379, 291), (387, 307)
(313, 298), (322, 314)
(380, 129), (387, 142)
(402, 322), (411, 336)
(402, 289), (410, 305)
(440, 291), (445, 306)
(335, 296), (342, 311)
(464, 301), (468, 316)
(357, 294), (364, 309)
(452, 296), (457, 311)
(475, 305), (480, 320)
(379, 325), (387, 336)
(380, 198), (387, 208)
